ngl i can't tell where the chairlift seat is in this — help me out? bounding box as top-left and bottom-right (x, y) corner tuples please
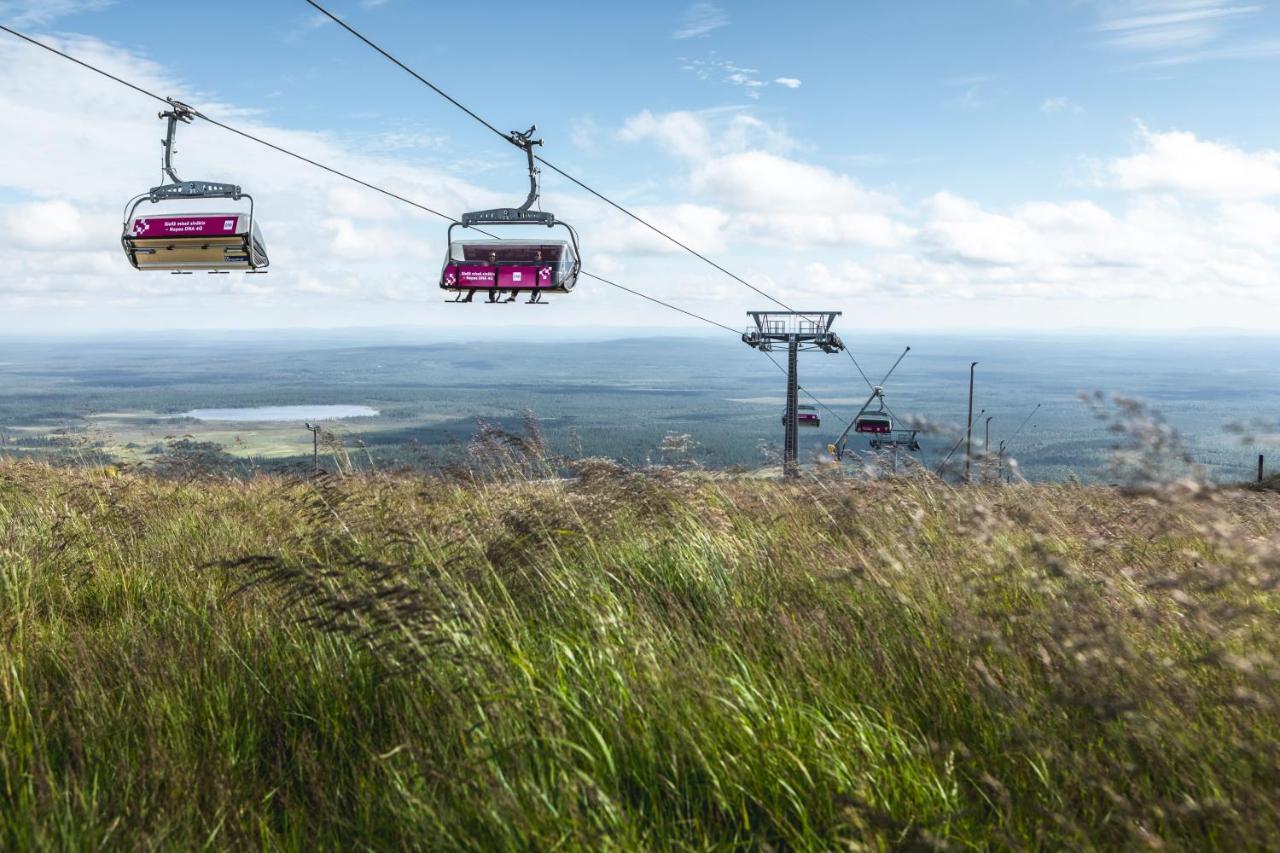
(123, 212), (268, 271)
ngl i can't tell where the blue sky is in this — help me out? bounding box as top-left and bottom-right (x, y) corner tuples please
(0, 0), (1278, 332)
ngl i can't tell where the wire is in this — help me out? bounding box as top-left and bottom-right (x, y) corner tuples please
(581, 272), (739, 335)
(532, 158), (793, 312)
(845, 348), (875, 393)
(1002, 403), (1041, 455)
(302, 1), (511, 144)
(0, 23), (467, 227)
(762, 352), (846, 422)
(296, 1), (881, 422)
(935, 407), (985, 475)
(0, 20), (856, 422)
(0, 23), (161, 102)
(301, 0), (795, 313)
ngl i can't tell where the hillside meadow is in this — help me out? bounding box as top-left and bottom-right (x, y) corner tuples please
(1, 451), (1278, 849)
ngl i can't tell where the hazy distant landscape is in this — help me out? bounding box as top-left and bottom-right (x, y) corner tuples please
(2, 330), (1276, 482)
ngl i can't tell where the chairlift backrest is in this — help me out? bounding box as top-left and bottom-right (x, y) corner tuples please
(855, 412), (893, 434)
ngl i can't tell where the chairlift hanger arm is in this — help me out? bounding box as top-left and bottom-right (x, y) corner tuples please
(159, 98), (194, 184)
(148, 97), (242, 201)
(507, 125), (543, 213)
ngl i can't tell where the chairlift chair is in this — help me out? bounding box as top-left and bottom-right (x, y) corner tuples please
(870, 430), (921, 452)
(854, 410), (892, 435)
(121, 101), (269, 273)
(830, 382), (922, 461)
(782, 404), (821, 428)
(441, 126), (580, 304)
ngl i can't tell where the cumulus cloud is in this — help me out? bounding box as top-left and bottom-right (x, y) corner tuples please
(774, 77), (802, 89)
(611, 107), (1280, 313)
(3, 29), (1280, 332)
(1106, 124), (1280, 198)
(616, 110), (907, 251)
(0, 33), (508, 326)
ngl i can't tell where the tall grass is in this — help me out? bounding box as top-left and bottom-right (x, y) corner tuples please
(1, 451), (1278, 848)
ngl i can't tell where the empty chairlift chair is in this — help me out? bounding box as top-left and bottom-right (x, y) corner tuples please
(121, 100), (269, 274)
(870, 430), (921, 452)
(440, 126), (579, 304)
(782, 404), (821, 428)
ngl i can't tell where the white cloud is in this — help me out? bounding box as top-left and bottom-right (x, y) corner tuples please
(1041, 97), (1084, 115)
(0, 200), (92, 249)
(797, 261), (875, 297)
(0, 33), (512, 326)
(570, 115), (600, 151)
(1094, 0), (1271, 65)
(1106, 124), (1280, 199)
(618, 110), (714, 159)
(0, 0), (111, 25)
(673, 2), (729, 39)
(4, 31), (1280, 332)
(681, 57), (796, 100)
(691, 151), (898, 214)
(590, 203), (730, 255)
(617, 111), (908, 251)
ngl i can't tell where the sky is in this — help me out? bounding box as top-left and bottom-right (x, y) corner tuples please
(1, 0), (1279, 334)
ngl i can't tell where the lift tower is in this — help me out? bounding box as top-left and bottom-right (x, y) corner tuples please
(743, 311), (844, 479)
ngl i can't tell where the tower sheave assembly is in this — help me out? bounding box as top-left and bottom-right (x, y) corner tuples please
(742, 311), (844, 479)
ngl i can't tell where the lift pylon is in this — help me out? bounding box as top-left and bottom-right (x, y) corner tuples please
(742, 311), (843, 479)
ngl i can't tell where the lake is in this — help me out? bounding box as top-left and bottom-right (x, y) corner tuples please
(178, 405), (379, 422)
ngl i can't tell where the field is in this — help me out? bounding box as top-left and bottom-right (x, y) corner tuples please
(2, 331), (1278, 482)
(2, 446), (1279, 848)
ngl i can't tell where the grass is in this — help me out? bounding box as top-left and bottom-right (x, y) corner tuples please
(1, 453), (1279, 849)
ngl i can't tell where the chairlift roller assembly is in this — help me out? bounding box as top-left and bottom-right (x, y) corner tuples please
(121, 100), (269, 273)
(440, 126), (580, 305)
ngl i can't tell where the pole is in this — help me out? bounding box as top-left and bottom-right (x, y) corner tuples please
(964, 361), (978, 484)
(784, 337), (799, 479)
(1261, 454), (1266, 484)
(984, 416), (993, 484)
(305, 422), (320, 473)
